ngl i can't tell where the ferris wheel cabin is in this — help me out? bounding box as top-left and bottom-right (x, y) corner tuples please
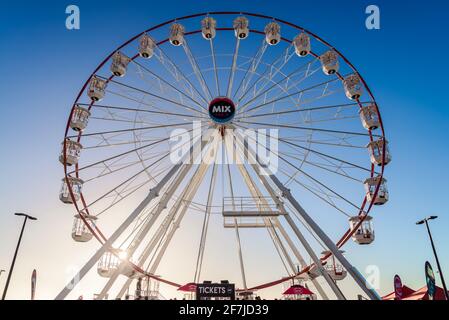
(320, 50), (339, 75)
(87, 76), (107, 101)
(138, 34), (155, 59)
(264, 22), (281, 45)
(367, 138), (392, 166)
(293, 33), (311, 57)
(59, 139), (82, 166)
(169, 23), (185, 46)
(110, 51), (130, 77)
(59, 177), (83, 204)
(201, 17), (217, 39)
(359, 104), (380, 131)
(349, 216), (375, 245)
(233, 16), (249, 39)
(72, 214), (97, 242)
(364, 176), (389, 206)
(344, 74), (363, 100)
(322, 250), (347, 281)
(70, 104), (91, 132)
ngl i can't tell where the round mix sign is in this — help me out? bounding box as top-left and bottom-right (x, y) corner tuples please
(208, 97), (236, 124)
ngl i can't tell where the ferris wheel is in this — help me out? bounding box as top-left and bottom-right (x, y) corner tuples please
(57, 12), (391, 300)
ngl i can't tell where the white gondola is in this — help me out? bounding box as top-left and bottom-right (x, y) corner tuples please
(70, 105), (91, 132)
(201, 17), (217, 39)
(294, 263), (320, 280)
(87, 76), (107, 101)
(293, 33), (311, 57)
(359, 104), (380, 131)
(364, 176), (389, 205)
(320, 50), (339, 75)
(349, 216), (375, 245)
(97, 252), (120, 278)
(343, 74), (363, 100)
(110, 51), (130, 77)
(138, 34), (155, 59)
(233, 16), (249, 39)
(59, 177), (83, 204)
(367, 138), (391, 166)
(322, 251), (347, 281)
(264, 22), (281, 45)
(169, 23), (185, 46)
(59, 139), (82, 166)
(72, 214), (97, 242)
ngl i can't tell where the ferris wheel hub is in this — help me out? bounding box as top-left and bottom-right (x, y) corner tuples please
(208, 96), (236, 124)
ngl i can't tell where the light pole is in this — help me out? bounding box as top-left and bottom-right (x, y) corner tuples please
(1, 213), (37, 300)
(416, 216), (449, 300)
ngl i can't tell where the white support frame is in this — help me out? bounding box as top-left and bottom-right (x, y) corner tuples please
(235, 129), (380, 300)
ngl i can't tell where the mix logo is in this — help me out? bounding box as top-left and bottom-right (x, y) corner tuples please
(208, 97), (236, 124)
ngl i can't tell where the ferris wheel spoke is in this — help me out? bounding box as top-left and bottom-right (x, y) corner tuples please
(235, 102), (362, 121)
(237, 76), (342, 116)
(235, 120), (375, 138)
(234, 126), (363, 210)
(97, 75), (207, 116)
(83, 151), (174, 210)
(241, 56), (320, 112)
(279, 138), (373, 173)
(279, 149), (363, 184)
(82, 149), (172, 184)
(69, 122), (190, 139)
(131, 59), (206, 112)
(282, 172), (348, 217)
(239, 122), (372, 173)
(182, 40), (213, 101)
(70, 124), (207, 174)
(194, 163), (219, 283)
(154, 46), (209, 105)
(237, 44), (295, 104)
(82, 127), (210, 212)
(232, 39), (268, 100)
(239, 80), (344, 121)
(209, 39), (221, 96)
(279, 154), (362, 211)
(86, 103), (206, 120)
(226, 37), (241, 98)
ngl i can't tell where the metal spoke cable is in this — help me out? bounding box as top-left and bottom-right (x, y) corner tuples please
(209, 38), (221, 96)
(154, 45), (209, 105)
(232, 40), (268, 100)
(237, 43), (295, 103)
(182, 41), (213, 101)
(238, 76), (342, 114)
(226, 37), (240, 97)
(131, 59), (206, 112)
(241, 56), (320, 112)
(97, 75), (206, 116)
(193, 162), (218, 283)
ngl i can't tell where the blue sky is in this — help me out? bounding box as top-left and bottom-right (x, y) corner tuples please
(0, 0), (448, 299)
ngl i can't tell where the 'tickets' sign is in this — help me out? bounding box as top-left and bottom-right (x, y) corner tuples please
(196, 283), (235, 300)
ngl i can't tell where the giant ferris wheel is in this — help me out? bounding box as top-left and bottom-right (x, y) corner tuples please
(57, 12), (391, 300)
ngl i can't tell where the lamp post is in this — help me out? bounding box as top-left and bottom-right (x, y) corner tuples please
(416, 216), (449, 300)
(1, 213), (37, 300)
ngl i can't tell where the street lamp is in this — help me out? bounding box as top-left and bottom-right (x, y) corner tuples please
(416, 216), (449, 300)
(1, 213), (37, 300)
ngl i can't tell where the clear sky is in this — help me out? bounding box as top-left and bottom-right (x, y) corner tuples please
(0, 0), (448, 300)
